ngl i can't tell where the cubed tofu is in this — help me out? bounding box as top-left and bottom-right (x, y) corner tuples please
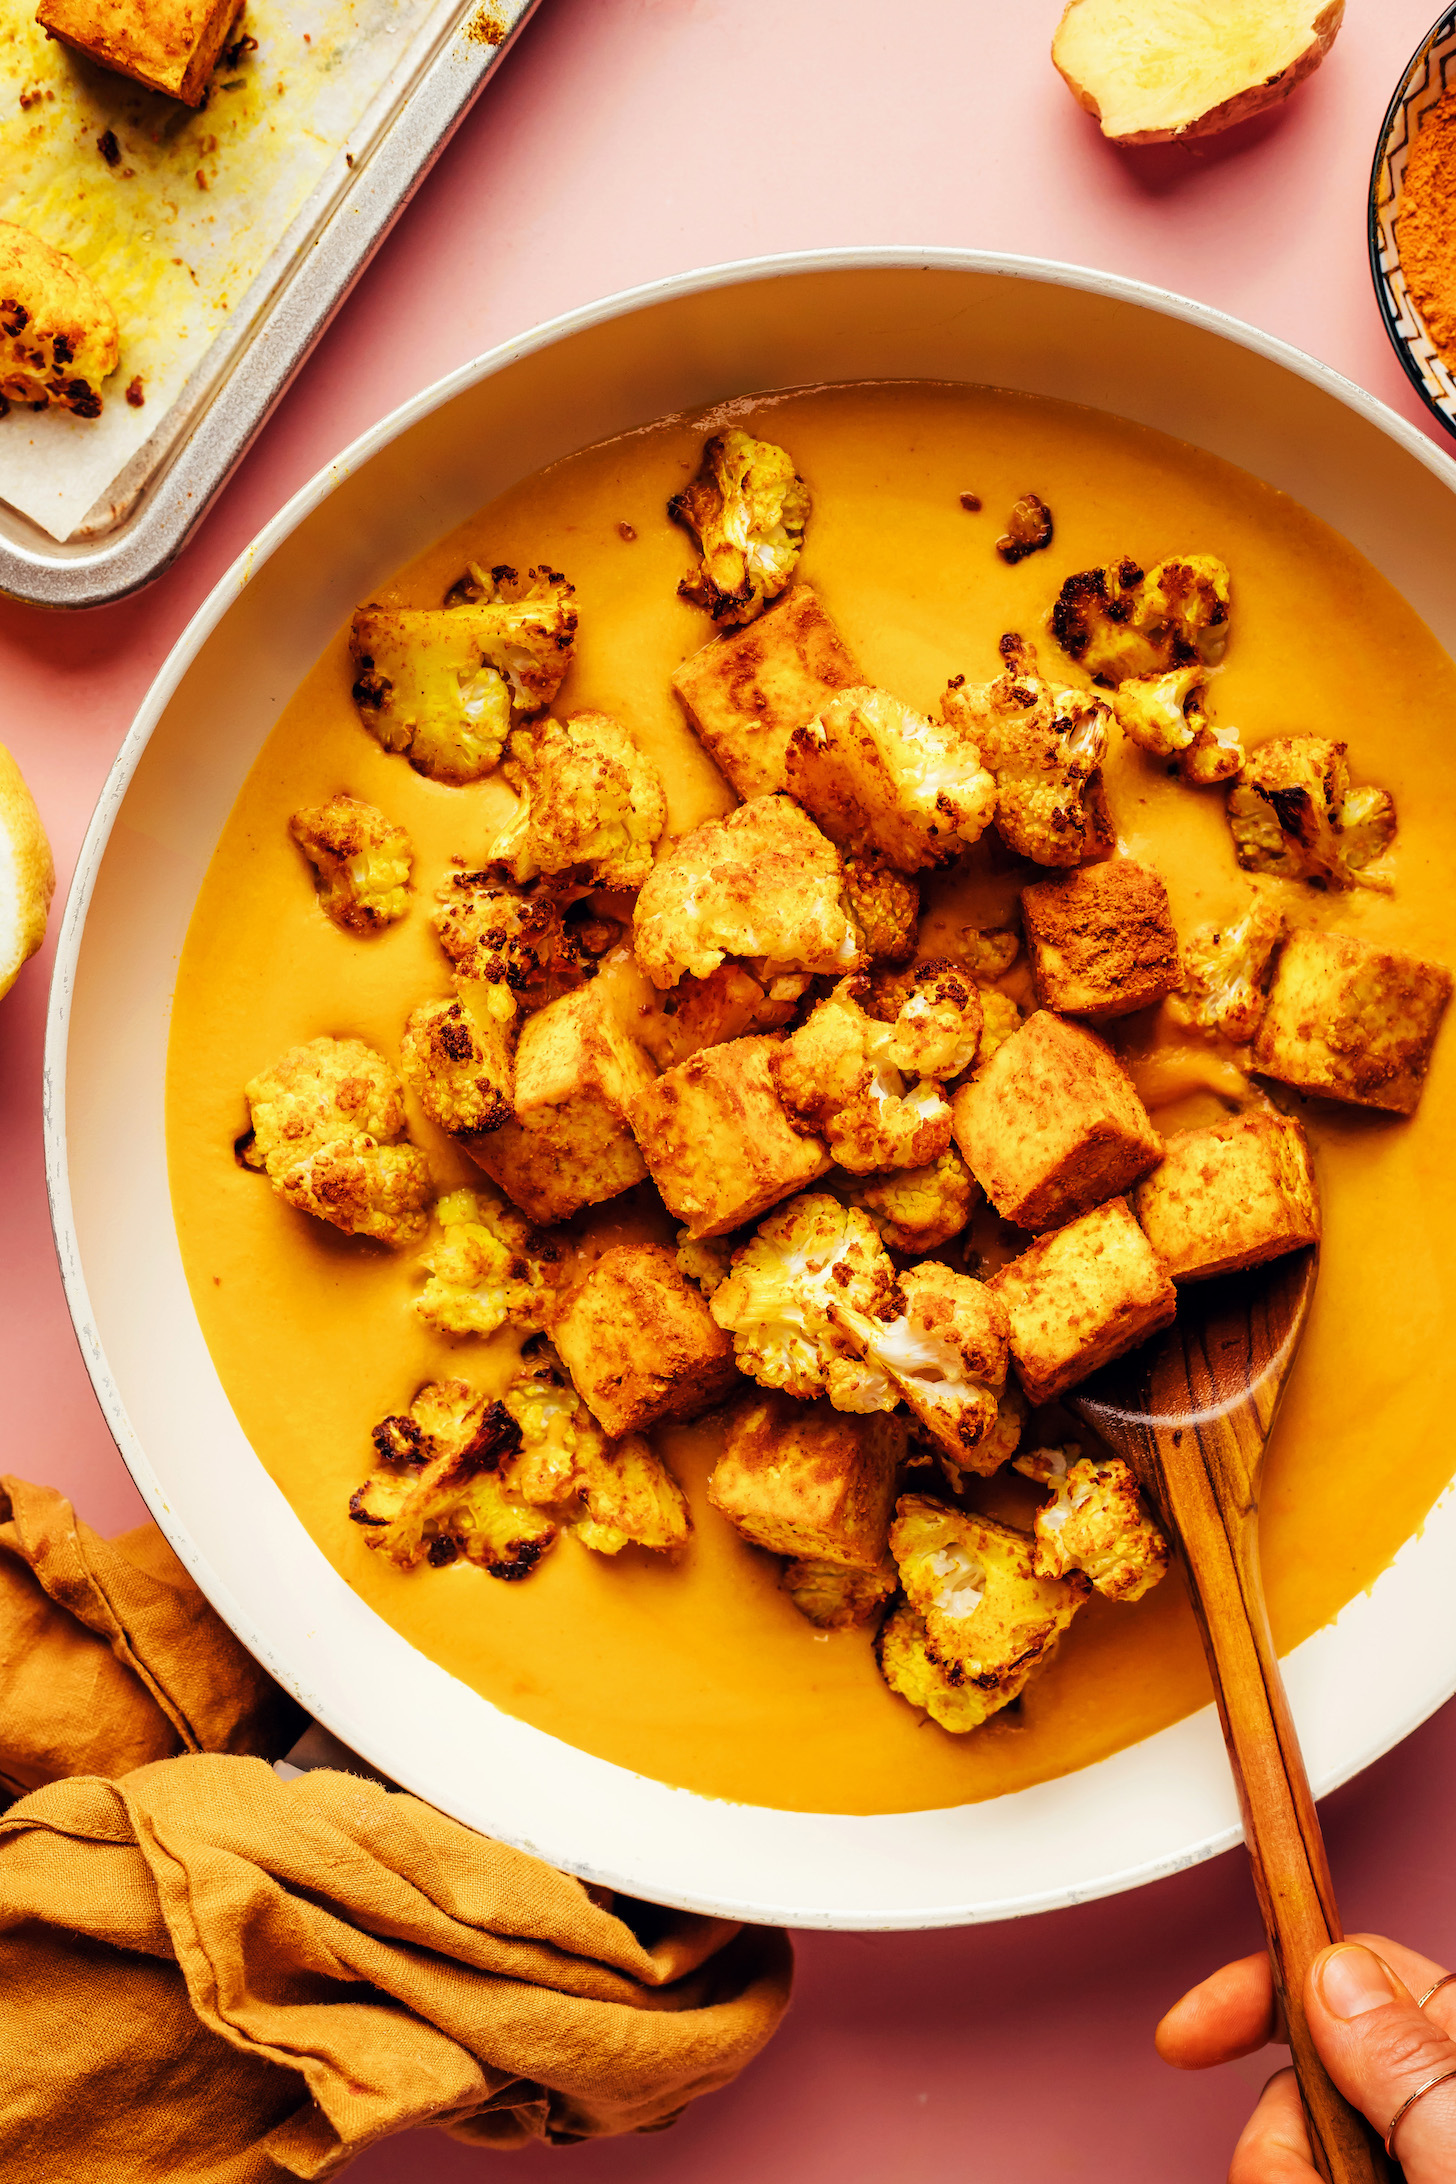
(37, 0), (243, 104)
(987, 1197), (1177, 1405)
(1252, 928), (1452, 1116)
(785, 684), (997, 872)
(672, 584), (861, 800)
(952, 1010), (1163, 1231)
(1020, 857), (1179, 1020)
(629, 1034), (833, 1240)
(554, 1243), (740, 1437)
(468, 982), (656, 1224)
(708, 1390), (906, 1568)
(1133, 1111), (1320, 1282)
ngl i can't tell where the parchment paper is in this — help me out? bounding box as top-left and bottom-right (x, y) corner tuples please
(0, 0), (440, 543)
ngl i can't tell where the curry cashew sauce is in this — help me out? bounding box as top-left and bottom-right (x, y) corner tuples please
(167, 383), (1456, 1815)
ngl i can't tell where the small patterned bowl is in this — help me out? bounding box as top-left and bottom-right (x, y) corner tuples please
(1370, 6), (1456, 439)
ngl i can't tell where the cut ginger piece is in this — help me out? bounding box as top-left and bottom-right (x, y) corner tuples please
(1051, 0), (1343, 146)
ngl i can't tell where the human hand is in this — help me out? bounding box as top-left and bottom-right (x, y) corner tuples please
(1157, 1935), (1456, 2181)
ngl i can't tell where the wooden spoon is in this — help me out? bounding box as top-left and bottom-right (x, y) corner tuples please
(1071, 1246), (1392, 2184)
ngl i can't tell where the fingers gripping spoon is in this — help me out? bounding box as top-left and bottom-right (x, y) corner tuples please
(1071, 1248), (1392, 2184)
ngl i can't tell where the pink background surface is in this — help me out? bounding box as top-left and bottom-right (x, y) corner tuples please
(3, 1), (1454, 2176)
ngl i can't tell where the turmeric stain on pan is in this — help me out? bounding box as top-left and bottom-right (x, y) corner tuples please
(166, 382), (1456, 1816)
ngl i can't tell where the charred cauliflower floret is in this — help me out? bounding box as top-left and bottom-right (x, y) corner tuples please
(487, 712), (668, 891)
(349, 565), (577, 784)
(1227, 737), (1396, 890)
(941, 636), (1114, 867)
(937, 1385), (1027, 1495)
(351, 1379), (556, 1576)
(632, 793), (860, 989)
(781, 1557), (897, 1631)
(669, 427), (811, 625)
(771, 977), (953, 1175)
(400, 996), (514, 1139)
(1112, 668), (1244, 786)
(849, 1145), (977, 1255)
(842, 849), (920, 966)
(870, 959), (985, 1081)
(0, 221), (119, 418)
(1014, 1445), (1170, 1604)
(288, 794), (413, 933)
(832, 1263), (1009, 1468)
(432, 869), (590, 1019)
(1169, 886), (1286, 1043)
(242, 1036), (431, 1247)
(675, 1228), (736, 1298)
(1050, 554), (1231, 686)
(414, 1187), (562, 1338)
(502, 1347), (689, 1553)
(709, 1193), (901, 1410)
(881, 1497), (1089, 1731)
(786, 685), (998, 873)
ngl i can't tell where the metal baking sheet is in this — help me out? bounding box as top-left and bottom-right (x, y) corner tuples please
(0, 0), (540, 609)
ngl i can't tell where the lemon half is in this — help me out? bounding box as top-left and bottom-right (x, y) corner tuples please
(0, 745), (55, 1001)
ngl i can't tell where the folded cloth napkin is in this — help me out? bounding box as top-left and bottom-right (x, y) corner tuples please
(0, 1480), (793, 2177)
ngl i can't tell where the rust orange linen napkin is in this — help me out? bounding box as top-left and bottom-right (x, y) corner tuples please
(0, 1480), (793, 2176)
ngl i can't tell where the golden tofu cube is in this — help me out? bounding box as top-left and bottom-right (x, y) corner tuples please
(468, 982), (656, 1224)
(553, 1242), (739, 1437)
(672, 584), (861, 800)
(952, 1010), (1162, 1231)
(1020, 857), (1179, 1020)
(37, 0), (243, 104)
(987, 1197), (1177, 1405)
(1252, 928), (1452, 1115)
(1133, 1111), (1320, 1282)
(708, 1391), (906, 1568)
(629, 1034), (833, 1239)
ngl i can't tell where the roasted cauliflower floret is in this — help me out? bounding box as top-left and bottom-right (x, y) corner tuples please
(849, 1145), (978, 1254)
(881, 1497), (1089, 1730)
(937, 1385), (1027, 1495)
(781, 1558), (897, 1631)
(632, 793), (860, 989)
(771, 978), (953, 1175)
(432, 869), (581, 1007)
(842, 849), (920, 966)
(1169, 886), (1286, 1043)
(242, 1036), (431, 1247)
(675, 1228), (736, 1298)
(400, 996), (514, 1139)
(502, 1348), (689, 1553)
(1227, 737), (1396, 890)
(709, 1193), (901, 1410)
(487, 712), (668, 891)
(833, 1263), (1009, 1468)
(669, 427), (811, 625)
(941, 636), (1113, 866)
(1050, 554), (1231, 686)
(1112, 668), (1244, 786)
(785, 685), (997, 873)
(1014, 1445), (1170, 1604)
(0, 221), (119, 418)
(349, 565), (577, 784)
(974, 988), (1024, 1071)
(288, 794), (413, 934)
(414, 1188), (562, 1338)
(871, 960), (985, 1080)
(351, 1379), (555, 1576)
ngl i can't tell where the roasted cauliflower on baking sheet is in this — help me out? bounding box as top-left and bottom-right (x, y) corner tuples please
(414, 1188), (562, 1339)
(786, 685), (998, 872)
(1050, 554), (1231, 686)
(487, 711), (668, 891)
(0, 221), (119, 418)
(709, 1193), (901, 1410)
(241, 1036), (431, 1248)
(1227, 736), (1396, 889)
(289, 795), (414, 934)
(1170, 886), (1286, 1043)
(669, 428), (811, 625)
(1013, 1445), (1170, 1603)
(941, 636), (1113, 867)
(349, 566), (577, 784)
(632, 793), (861, 989)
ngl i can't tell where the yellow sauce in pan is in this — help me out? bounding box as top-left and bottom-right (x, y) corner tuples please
(166, 382), (1456, 1814)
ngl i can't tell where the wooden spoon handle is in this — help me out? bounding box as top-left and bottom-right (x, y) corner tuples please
(1152, 1422), (1393, 2184)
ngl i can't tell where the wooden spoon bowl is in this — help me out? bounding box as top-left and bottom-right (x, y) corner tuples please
(1072, 1248), (1392, 2183)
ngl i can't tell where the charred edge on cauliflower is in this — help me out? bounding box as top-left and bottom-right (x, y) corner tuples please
(668, 428), (811, 625)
